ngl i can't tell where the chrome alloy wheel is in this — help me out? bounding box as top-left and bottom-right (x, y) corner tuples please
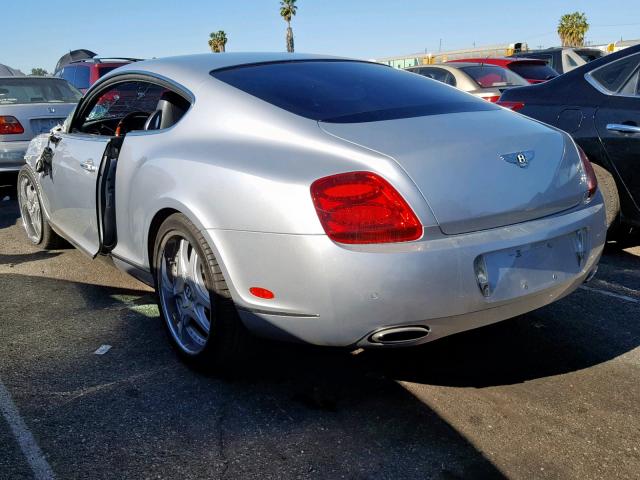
(18, 175), (42, 243)
(158, 235), (212, 355)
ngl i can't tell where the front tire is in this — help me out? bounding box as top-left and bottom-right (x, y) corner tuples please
(16, 166), (63, 249)
(153, 213), (250, 372)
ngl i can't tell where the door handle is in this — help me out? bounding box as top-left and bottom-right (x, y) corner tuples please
(606, 123), (640, 134)
(80, 160), (97, 172)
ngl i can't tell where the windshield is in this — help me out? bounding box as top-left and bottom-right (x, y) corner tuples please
(210, 60), (497, 123)
(0, 78), (81, 105)
(508, 63), (559, 81)
(459, 65), (529, 87)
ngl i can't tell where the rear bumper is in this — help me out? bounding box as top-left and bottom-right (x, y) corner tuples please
(206, 196), (606, 347)
(0, 141), (29, 172)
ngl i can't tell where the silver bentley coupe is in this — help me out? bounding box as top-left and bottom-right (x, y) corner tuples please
(18, 53), (606, 370)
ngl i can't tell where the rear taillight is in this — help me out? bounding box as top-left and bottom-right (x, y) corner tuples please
(497, 100), (525, 111)
(577, 146), (597, 202)
(0, 116), (24, 134)
(310, 171), (422, 244)
(483, 95), (501, 103)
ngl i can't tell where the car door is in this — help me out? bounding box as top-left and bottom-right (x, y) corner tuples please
(39, 130), (112, 256)
(592, 53), (640, 207)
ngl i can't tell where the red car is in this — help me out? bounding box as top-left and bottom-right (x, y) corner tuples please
(53, 50), (141, 93)
(448, 58), (559, 84)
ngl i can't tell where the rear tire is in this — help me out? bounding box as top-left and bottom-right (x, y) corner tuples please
(16, 166), (64, 249)
(153, 213), (251, 373)
(592, 163), (619, 229)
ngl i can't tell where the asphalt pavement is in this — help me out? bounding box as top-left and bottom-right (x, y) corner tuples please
(0, 179), (639, 479)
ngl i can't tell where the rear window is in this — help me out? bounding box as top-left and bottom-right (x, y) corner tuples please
(508, 62), (559, 81)
(459, 65), (528, 88)
(98, 66), (119, 78)
(0, 78), (81, 105)
(576, 50), (603, 63)
(210, 60), (497, 123)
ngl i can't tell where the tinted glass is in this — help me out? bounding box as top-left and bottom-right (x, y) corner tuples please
(412, 68), (457, 86)
(619, 68), (640, 96)
(74, 65), (91, 89)
(0, 78), (82, 105)
(460, 65), (528, 87)
(60, 66), (75, 83)
(508, 63), (558, 80)
(591, 54), (640, 92)
(98, 66), (118, 78)
(576, 50), (603, 62)
(211, 60), (496, 123)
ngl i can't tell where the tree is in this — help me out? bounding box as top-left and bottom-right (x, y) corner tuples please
(557, 12), (589, 47)
(208, 30), (228, 53)
(280, 0), (298, 53)
(30, 68), (48, 76)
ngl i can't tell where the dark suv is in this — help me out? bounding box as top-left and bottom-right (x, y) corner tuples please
(510, 47), (604, 74)
(53, 50), (141, 93)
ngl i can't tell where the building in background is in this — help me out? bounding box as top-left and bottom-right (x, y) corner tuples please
(375, 42), (528, 68)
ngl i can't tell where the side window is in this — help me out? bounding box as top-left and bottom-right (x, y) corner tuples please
(619, 68), (640, 96)
(74, 66), (91, 90)
(590, 53), (640, 93)
(73, 80), (189, 136)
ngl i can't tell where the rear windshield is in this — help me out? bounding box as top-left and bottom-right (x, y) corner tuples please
(98, 66), (119, 78)
(210, 60), (497, 123)
(576, 50), (603, 63)
(459, 65), (528, 88)
(0, 78), (81, 105)
(508, 63), (559, 81)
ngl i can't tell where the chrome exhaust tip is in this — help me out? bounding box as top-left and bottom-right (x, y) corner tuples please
(368, 326), (430, 345)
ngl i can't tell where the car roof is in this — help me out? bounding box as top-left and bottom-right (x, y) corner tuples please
(102, 52), (348, 89)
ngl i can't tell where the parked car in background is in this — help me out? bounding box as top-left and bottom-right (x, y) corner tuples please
(0, 77), (80, 172)
(499, 44), (640, 243)
(0, 64), (25, 77)
(510, 47), (604, 74)
(406, 63), (528, 102)
(449, 58), (559, 84)
(18, 53), (604, 371)
(53, 49), (141, 93)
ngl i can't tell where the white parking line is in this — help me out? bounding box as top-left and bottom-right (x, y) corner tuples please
(0, 379), (55, 480)
(580, 285), (640, 304)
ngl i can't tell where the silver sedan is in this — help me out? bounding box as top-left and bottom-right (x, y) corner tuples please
(18, 53), (606, 371)
(0, 77), (80, 172)
(406, 62), (529, 102)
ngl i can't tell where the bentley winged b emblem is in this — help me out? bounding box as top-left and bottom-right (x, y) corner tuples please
(500, 151), (534, 168)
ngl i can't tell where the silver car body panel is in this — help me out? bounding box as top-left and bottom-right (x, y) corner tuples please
(24, 53), (606, 347)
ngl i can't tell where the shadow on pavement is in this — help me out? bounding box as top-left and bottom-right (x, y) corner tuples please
(2, 268), (639, 478)
(0, 273), (506, 479)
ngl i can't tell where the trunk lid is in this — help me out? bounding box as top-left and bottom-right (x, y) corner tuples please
(320, 110), (585, 235)
(0, 103), (74, 142)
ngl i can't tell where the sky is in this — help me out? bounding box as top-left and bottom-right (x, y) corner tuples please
(3, 0), (640, 73)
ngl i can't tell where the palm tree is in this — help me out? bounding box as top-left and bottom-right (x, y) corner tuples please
(280, 0), (298, 53)
(208, 30), (228, 53)
(557, 12), (589, 47)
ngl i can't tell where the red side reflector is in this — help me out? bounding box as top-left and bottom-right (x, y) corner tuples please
(496, 100), (525, 111)
(250, 287), (275, 299)
(0, 116), (24, 134)
(577, 146), (598, 201)
(310, 171), (422, 244)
